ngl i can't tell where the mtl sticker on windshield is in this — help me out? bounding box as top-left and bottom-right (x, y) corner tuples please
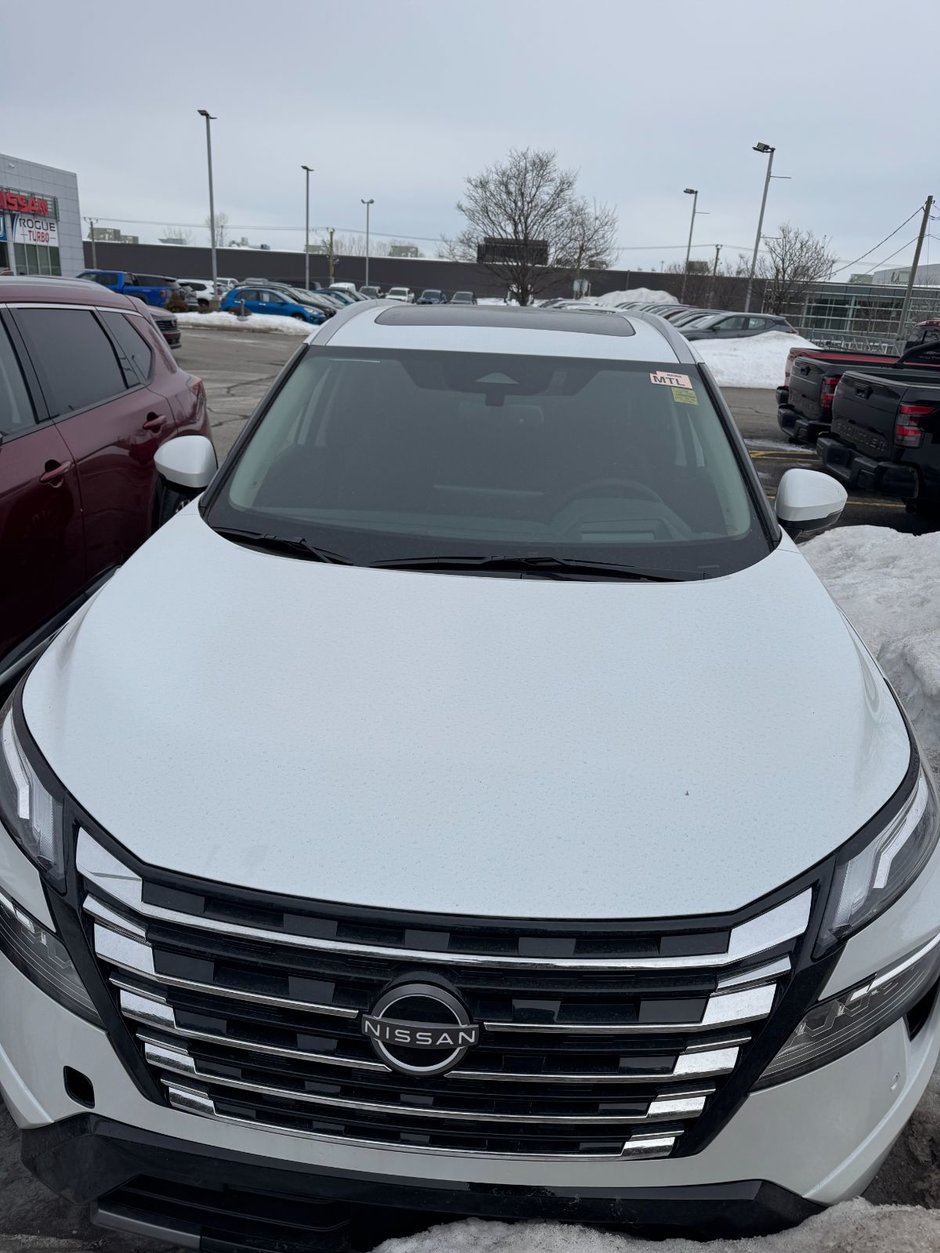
(650, 371), (692, 388)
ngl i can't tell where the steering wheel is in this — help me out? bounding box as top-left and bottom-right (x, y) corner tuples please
(549, 477), (663, 511)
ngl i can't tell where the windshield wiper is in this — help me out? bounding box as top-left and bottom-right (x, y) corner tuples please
(370, 554), (700, 581)
(213, 527), (353, 565)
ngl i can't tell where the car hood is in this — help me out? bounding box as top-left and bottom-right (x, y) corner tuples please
(24, 513), (909, 920)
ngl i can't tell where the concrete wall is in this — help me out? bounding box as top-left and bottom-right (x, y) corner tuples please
(0, 153), (83, 276)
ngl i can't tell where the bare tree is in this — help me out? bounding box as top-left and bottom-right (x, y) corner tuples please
(453, 148), (619, 305)
(204, 211), (229, 248)
(757, 223), (834, 314)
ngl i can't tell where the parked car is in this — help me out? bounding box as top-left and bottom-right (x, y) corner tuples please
(0, 276), (214, 684)
(128, 297), (181, 351)
(816, 339), (940, 512)
(386, 286), (415, 303)
(219, 286), (326, 324)
(671, 308), (725, 327)
(324, 288), (357, 305)
(417, 289), (448, 305)
(682, 312), (796, 340)
(450, 291), (477, 305)
(779, 345), (940, 445)
(177, 279), (219, 308)
(905, 318), (940, 353)
(77, 270), (174, 308)
(359, 285), (384, 299)
(11, 304), (939, 1245)
(331, 281), (358, 294)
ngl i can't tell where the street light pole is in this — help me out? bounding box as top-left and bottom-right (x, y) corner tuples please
(198, 109), (218, 293)
(361, 198), (374, 288)
(680, 189), (698, 303)
(302, 165), (313, 290)
(744, 142), (775, 312)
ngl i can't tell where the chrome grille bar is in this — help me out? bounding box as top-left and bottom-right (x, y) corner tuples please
(147, 1045), (710, 1124)
(79, 834), (811, 972)
(165, 1085), (679, 1160)
(449, 1045), (740, 1084)
(483, 984), (777, 1033)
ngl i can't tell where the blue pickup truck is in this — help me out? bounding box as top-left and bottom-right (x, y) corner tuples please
(77, 269), (174, 307)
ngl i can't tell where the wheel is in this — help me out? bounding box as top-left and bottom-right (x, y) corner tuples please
(292, 313), (307, 322)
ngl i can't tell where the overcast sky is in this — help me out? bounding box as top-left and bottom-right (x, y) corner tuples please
(6, 0), (938, 275)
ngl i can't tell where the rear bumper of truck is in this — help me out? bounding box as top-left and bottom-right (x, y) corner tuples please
(816, 436), (918, 497)
(778, 406), (828, 445)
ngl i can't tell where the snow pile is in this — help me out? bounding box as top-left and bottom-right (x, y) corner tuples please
(175, 311), (313, 335)
(805, 526), (940, 766)
(693, 332), (816, 389)
(374, 1200), (940, 1253)
(595, 288), (678, 307)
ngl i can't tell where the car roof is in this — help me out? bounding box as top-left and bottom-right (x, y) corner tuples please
(313, 302), (695, 363)
(0, 275), (138, 309)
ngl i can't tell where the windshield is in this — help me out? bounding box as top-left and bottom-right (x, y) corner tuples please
(205, 347), (769, 577)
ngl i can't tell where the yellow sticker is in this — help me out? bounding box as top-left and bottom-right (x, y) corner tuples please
(672, 386), (698, 405)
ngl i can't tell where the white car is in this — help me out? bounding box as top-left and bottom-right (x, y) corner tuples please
(2, 303), (939, 1246)
(177, 278), (223, 307)
(385, 285), (415, 303)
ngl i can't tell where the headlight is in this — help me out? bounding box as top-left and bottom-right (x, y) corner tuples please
(0, 695), (66, 885)
(0, 888), (99, 1023)
(817, 767), (939, 956)
(757, 933), (940, 1088)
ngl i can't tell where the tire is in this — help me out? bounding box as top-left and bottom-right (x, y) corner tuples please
(292, 314), (307, 322)
(909, 487), (940, 518)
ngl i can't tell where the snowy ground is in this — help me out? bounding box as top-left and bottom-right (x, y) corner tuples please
(374, 526), (940, 1253)
(176, 310), (313, 335)
(805, 527), (940, 771)
(694, 332), (817, 390)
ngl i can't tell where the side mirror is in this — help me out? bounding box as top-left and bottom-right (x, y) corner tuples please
(775, 468), (847, 541)
(154, 435), (217, 493)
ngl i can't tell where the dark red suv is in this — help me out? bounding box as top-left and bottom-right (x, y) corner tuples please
(0, 277), (214, 684)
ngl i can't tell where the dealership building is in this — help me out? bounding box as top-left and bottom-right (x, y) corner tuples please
(0, 153), (83, 278)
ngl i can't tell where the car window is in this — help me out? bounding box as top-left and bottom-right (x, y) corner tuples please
(14, 308), (128, 417)
(101, 311), (154, 384)
(0, 325), (35, 437)
(79, 271), (119, 286)
(719, 316), (747, 331)
(745, 317), (768, 330)
(209, 348), (768, 579)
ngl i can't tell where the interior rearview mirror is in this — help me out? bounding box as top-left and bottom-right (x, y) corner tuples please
(154, 435), (217, 493)
(775, 468), (847, 541)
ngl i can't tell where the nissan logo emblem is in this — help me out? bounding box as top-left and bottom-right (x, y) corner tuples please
(361, 983), (479, 1076)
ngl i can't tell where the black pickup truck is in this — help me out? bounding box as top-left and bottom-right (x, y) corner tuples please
(816, 355), (940, 513)
(778, 345), (940, 445)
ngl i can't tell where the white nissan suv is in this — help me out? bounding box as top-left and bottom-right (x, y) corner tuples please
(2, 303), (939, 1248)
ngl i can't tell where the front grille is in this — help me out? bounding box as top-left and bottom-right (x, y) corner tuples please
(78, 833), (811, 1160)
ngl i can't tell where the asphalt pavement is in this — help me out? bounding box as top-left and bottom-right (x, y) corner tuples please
(0, 326), (932, 1251)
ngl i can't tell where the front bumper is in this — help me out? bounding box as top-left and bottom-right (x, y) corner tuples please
(816, 436), (918, 497)
(24, 1116), (820, 1243)
(3, 921), (939, 1238)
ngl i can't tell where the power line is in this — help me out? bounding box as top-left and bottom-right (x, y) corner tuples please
(865, 234), (923, 273)
(830, 206), (923, 276)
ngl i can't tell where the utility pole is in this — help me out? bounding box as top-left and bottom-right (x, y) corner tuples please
(680, 188), (698, 302)
(897, 195), (934, 351)
(744, 142), (775, 312)
(328, 228), (335, 285)
(86, 218), (98, 267)
(198, 109), (218, 293)
(301, 165), (313, 290)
